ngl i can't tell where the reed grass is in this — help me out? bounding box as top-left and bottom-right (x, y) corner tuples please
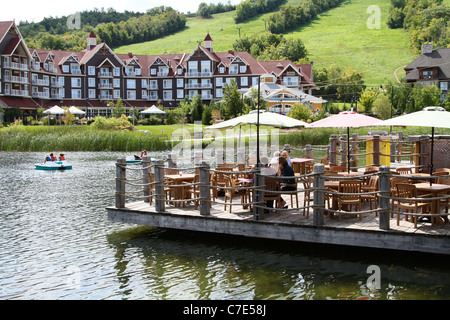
(0, 125), (171, 152)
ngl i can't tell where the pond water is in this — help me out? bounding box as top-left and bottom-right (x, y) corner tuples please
(0, 151), (449, 300)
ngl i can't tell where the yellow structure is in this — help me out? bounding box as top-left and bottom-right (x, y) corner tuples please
(366, 139), (391, 166)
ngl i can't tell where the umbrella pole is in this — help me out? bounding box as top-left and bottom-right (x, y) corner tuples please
(256, 76), (260, 165)
(347, 127), (350, 173)
(430, 127), (434, 186)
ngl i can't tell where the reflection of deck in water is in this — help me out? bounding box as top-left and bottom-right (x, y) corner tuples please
(107, 190), (450, 256)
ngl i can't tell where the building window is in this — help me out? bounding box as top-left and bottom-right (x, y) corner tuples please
(216, 88), (223, 98)
(163, 79), (172, 89)
(150, 68), (156, 75)
(241, 77), (248, 86)
(113, 67), (120, 77)
(440, 82), (448, 91)
(163, 90), (172, 100)
(216, 77), (223, 87)
(177, 68), (183, 75)
(88, 78), (95, 87)
(89, 89), (96, 99)
(113, 79), (120, 88)
(219, 67), (225, 74)
(127, 90), (136, 100)
(141, 79), (147, 88)
(71, 89), (82, 99)
(230, 65), (238, 74)
(135, 68), (141, 76)
(62, 65), (69, 73)
(114, 90), (120, 99)
(88, 66), (95, 75)
(240, 65), (247, 73)
(177, 79), (183, 88)
(127, 79), (136, 89)
(177, 89), (184, 99)
(423, 70), (434, 79)
(71, 78), (81, 87)
(58, 88), (64, 98)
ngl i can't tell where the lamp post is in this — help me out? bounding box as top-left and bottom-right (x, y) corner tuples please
(257, 75), (261, 165)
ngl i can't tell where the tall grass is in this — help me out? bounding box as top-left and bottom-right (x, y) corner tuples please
(0, 126), (171, 152)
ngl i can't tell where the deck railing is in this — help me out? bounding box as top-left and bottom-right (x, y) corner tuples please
(114, 157), (450, 231)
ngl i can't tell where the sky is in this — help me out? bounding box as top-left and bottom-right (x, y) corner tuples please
(1, 0), (242, 23)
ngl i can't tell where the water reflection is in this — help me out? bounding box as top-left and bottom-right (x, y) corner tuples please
(0, 151), (449, 300)
(106, 227), (450, 300)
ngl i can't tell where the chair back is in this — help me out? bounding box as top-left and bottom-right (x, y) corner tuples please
(293, 162), (301, 174)
(330, 166), (346, 172)
(396, 167), (412, 175)
(437, 176), (450, 185)
(338, 180), (362, 201)
(396, 183), (417, 204)
(219, 163), (236, 169)
(263, 177), (280, 200)
(165, 169), (179, 175)
(390, 177), (409, 190)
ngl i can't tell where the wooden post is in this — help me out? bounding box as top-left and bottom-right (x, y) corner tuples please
(115, 158), (126, 208)
(329, 134), (338, 167)
(154, 160), (165, 213)
(142, 156), (151, 204)
(339, 134), (348, 167)
(253, 164), (263, 221)
(313, 163), (325, 226)
(372, 135), (380, 166)
(167, 153), (176, 169)
(378, 166), (391, 230)
(305, 144), (312, 158)
(198, 161), (211, 216)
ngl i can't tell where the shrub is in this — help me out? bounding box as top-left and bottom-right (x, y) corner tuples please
(90, 115), (134, 131)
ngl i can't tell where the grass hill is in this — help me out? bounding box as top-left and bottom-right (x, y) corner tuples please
(114, 0), (418, 86)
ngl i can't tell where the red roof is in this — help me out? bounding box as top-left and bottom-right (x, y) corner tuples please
(204, 33), (212, 41)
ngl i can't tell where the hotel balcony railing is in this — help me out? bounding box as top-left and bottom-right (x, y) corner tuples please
(185, 83), (212, 89)
(8, 89), (29, 97)
(51, 82), (64, 88)
(99, 72), (113, 77)
(32, 91), (50, 99)
(185, 71), (212, 78)
(147, 95), (158, 101)
(99, 94), (113, 101)
(71, 69), (82, 75)
(51, 93), (64, 99)
(147, 84), (158, 90)
(32, 79), (50, 86)
(99, 83), (113, 89)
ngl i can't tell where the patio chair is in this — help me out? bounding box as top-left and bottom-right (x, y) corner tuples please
(390, 177), (409, 216)
(263, 177), (281, 215)
(211, 167), (233, 200)
(395, 183), (431, 228)
(337, 180), (362, 221)
(280, 176), (299, 209)
(330, 166), (346, 172)
(396, 167), (412, 175)
(301, 178), (330, 218)
(361, 175), (379, 212)
(224, 175), (249, 213)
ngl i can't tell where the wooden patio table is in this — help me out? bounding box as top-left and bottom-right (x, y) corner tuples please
(291, 158), (314, 174)
(165, 174), (196, 207)
(414, 183), (450, 224)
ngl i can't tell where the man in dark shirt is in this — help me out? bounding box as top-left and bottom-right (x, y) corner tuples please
(278, 156), (296, 208)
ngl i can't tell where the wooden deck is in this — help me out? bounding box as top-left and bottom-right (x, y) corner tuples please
(107, 191), (450, 256)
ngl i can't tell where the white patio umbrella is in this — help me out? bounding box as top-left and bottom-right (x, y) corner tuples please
(206, 110), (308, 129)
(373, 106), (450, 184)
(43, 105), (65, 126)
(68, 106), (85, 115)
(141, 105), (166, 114)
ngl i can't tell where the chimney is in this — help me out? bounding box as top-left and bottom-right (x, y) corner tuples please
(422, 43), (433, 54)
(128, 52), (133, 58)
(87, 30), (97, 50)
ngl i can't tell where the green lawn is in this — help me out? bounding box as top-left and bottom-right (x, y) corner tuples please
(115, 0), (416, 86)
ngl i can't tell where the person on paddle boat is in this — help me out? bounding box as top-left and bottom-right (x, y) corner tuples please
(59, 153), (65, 161)
(44, 154), (51, 163)
(278, 156), (295, 209)
(140, 150), (148, 159)
(50, 153), (57, 161)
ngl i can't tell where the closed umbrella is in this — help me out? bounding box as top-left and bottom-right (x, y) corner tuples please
(307, 111), (383, 172)
(373, 106), (450, 185)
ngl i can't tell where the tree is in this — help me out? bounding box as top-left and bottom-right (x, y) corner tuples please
(202, 105), (212, 125)
(372, 94), (392, 119)
(222, 79), (243, 118)
(337, 67), (365, 102)
(108, 98), (125, 118)
(191, 95), (205, 122)
(358, 88), (378, 113)
(290, 103), (312, 121)
(411, 84), (442, 112)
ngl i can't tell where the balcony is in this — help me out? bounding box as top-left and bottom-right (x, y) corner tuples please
(32, 79), (50, 86)
(99, 94), (113, 101)
(185, 71), (212, 78)
(186, 83), (212, 89)
(201, 94), (213, 100)
(71, 69), (82, 75)
(147, 84), (158, 90)
(32, 91), (50, 99)
(51, 93), (64, 99)
(99, 83), (113, 89)
(99, 71), (112, 78)
(9, 89), (29, 97)
(147, 95), (158, 101)
(51, 81), (64, 88)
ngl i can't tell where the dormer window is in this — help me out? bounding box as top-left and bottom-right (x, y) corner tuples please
(423, 70), (434, 80)
(177, 68), (183, 75)
(240, 65), (247, 73)
(230, 65), (238, 74)
(135, 68), (141, 76)
(219, 67), (225, 74)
